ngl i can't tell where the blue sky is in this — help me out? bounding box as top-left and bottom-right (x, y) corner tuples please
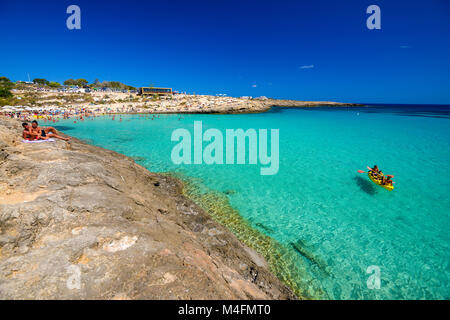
(1, 0), (449, 104)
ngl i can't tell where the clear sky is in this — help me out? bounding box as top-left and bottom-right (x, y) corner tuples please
(1, 0), (449, 104)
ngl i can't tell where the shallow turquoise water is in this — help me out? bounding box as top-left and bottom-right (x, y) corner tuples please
(57, 106), (450, 299)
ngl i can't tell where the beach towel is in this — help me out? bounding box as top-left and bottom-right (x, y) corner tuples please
(22, 138), (55, 143)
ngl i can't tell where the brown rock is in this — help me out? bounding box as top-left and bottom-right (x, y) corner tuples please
(0, 116), (295, 300)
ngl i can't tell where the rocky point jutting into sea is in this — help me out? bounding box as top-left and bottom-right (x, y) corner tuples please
(0, 116), (295, 299)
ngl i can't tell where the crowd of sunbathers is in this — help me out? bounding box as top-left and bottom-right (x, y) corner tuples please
(22, 120), (70, 141)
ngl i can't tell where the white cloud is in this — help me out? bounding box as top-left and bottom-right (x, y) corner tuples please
(252, 84), (257, 88)
(299, 65), (314, 69)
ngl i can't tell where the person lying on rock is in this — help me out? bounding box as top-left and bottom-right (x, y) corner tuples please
(29, 120), (70, 141)
(22, 122), (36, 140)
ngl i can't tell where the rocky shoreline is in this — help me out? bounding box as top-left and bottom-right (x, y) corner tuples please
(0, 116), (296, 299)
(151, 101), (364, 115)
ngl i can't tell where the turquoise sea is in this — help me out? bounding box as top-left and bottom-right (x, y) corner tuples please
(57, 105), (450, 299)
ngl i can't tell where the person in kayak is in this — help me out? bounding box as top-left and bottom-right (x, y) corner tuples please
(369, 165), (382, 178)
(382, 175), (393, 186)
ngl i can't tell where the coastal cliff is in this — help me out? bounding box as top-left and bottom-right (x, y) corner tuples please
(0, 117), (295, 299)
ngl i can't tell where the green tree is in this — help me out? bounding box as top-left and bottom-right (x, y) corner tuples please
(48, 81), (61, 88)
(64, 79), (76, 86)
(108, 81), (123, 89)
(0, 87), (13, 98)
(33, 78), (50, 86)
(76, 79), (88, 87)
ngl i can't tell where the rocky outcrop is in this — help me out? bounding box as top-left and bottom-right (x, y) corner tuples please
(226, 99), (363, 114)
(0, 117), (295, 299)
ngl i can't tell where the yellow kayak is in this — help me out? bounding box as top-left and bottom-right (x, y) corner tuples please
(368, 172), (394, 191)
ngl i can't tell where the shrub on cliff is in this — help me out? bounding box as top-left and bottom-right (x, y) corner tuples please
(64, 78), (88, 87)
(0, 76), (14, 90)
(0, 81), (15, 106)
(48, 81), (61, 88)
(0, 88), (13, 98)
